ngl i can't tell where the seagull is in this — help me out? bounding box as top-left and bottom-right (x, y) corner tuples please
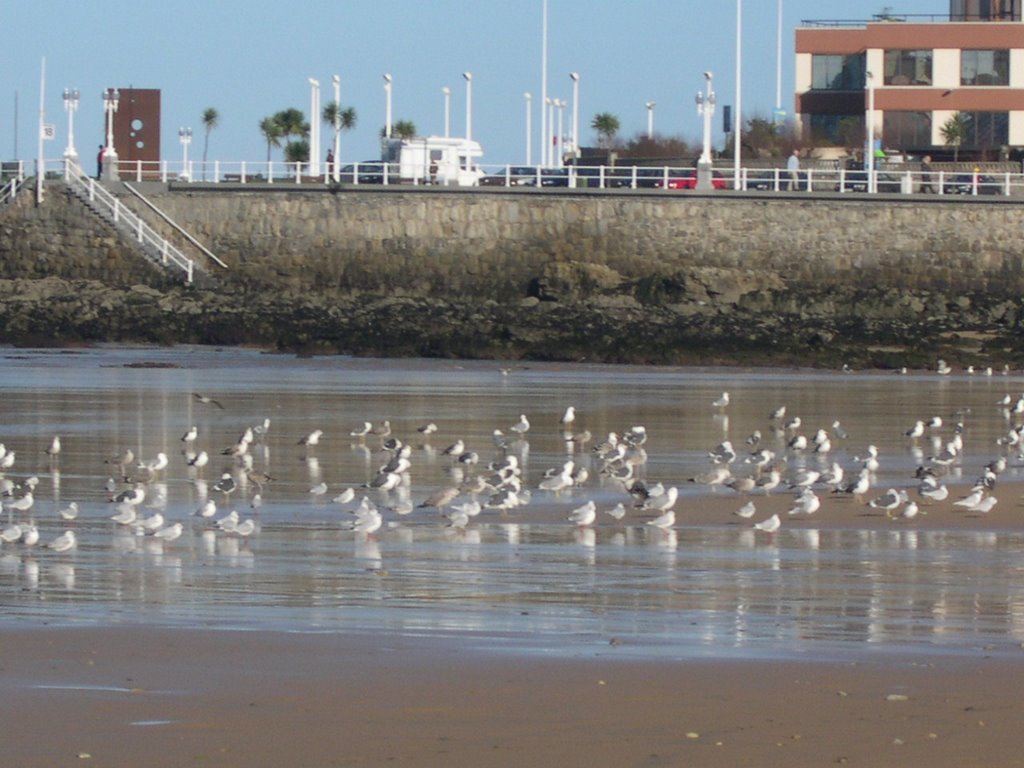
(45, 435), (61, 458)
(918, 482), (949, 503)
(4, 491), (34, 512)
(769, 405), (787, 421)
(187, 450), (209, 469)
(646, 509), (676, 530)
(510, 414), (531, 436)
(734, 501), (757, 519)
(643, 486), (679, 512)
(0, 524), (23, 543)
(20, 525), (39, 546)
(192, 392), (225, 409)
(46, 530), (77, 552)
(888, 501), (922, 521)
(441, 439), (466, 457)
(298, 429), (324, 447)
(831, 420), (849, 440)
(111, 505), (137, 525)
(212, 473), (237, 498)
(605, 503), (627, 521)
(560, 406), (576, 428)
(233, 518), (257, 537)
(538, 461), (574, 493)
(59, 502), (80, 521)
(138, 452), (169, 476)
(905, 420), (925, 439)
(567, 500), (597, 527)
(181, 426), (198, 443)
(868, 488), (905, 512)
(333, 487), (356, 504)
(713, 392), (730, 409)
(153, 522), (184, 541)
(936, 359), (953, 375)
(753, 514), (781, 533)
(309, 481), (328, 496)
(370, 420), (392, 438)
(350, 422), (371, 438)
(195, 499), (217, 518)
(786, 489), (821, 516)
(215, 510), (240, 532)
(953, 488), (986, 509)
(418, 486), (460, 511)
(966, 495), (998, 514)
(417, 422), (438, 435)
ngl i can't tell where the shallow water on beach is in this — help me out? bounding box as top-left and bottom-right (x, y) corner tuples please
(2, 346), (1024, 661)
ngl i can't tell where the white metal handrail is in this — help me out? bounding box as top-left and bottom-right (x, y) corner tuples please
(65, 162), (194, 283)
(77, 156), (1024, 196)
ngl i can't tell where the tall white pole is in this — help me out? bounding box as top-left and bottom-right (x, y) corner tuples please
(384, 73), (393, 140)
(36, 57), (45, 204)
(308, 78), (320, 177)
(525, 92), (532, 164)
(463, 72), (473, 141)
(63, 88), (80, 162)
(332, 74), (341, 183)
(541, 0), (548, 166)
(866, 71), (875, 193)
(569, 72), (580, 159)
(734, 0), (742, 190)
(776, 0), (783, 113)
(443, 86), (451, 138)
(646, 101), (655, 139)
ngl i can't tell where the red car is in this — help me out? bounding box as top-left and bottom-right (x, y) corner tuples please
(656, 171), (728, 190)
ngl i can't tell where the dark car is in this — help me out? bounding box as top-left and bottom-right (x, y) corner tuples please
(574, 166), (633, 188)
(942, 173), (1002, 196)
(338, 162), (400, 185)
(480, 166), (544, 187)
(742, 170), (778, 191)
(480, 166), (569, 187)
(834, 169), (902, 193)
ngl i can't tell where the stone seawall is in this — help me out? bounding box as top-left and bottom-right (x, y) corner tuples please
(0, 183), (1023, 367)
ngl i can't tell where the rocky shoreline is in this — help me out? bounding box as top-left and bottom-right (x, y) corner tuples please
(3, 276), (1022, 370)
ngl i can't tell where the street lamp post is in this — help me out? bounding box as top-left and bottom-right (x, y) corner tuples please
(442, 86), (451, 138)
(332, 74), (341, 183)
(383, 73), (393, 140)
(569, 72), (580, 159)
(545, 97), (554, 166)
(646, 101), (656, 139)
(524, 92), (532, 164)
(62, 88), (79, 163)
(463, 72), (473, 142)
(554, 98), (565, 166)
(866, 70), (876, 193)
(734, 0), (743, 190)
(102, 87), (120, 180)
(695, 72), (716, 190)
(178, 126), (192, 181)
(308, 78), (320, 177)
(540, 0), (549, 166)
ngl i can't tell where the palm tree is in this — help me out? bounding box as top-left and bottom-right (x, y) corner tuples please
(201, 107), (219, 181)
(259, 116), (283, 163)
(591, 112), (621, 149)
(322, 101), (357, 172)
(940, 112), (966, 162)
(284, 139), (310, 165)
(392, 119), (417, 140)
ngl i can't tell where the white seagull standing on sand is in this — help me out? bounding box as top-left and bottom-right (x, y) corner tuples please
(46, 530), (77, 552)
(754, 514), (781, 533)
(510, 414), (531, 436)
(567, 500), (597, 527)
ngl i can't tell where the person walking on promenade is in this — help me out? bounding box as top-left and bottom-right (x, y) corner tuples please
(96, 145), (105, 180)
(920, 155), (935, 193)
(786, 149), (801, 191)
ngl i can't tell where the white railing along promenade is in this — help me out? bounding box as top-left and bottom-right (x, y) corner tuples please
(57, 156), (1024, 197)
(63, 161), (195, 283)
(1, 160), (26, 205)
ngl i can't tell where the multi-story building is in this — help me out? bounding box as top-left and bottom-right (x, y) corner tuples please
(795, 1), (1024, 159)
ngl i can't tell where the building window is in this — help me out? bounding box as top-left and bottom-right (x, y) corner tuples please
(960, 111), (1009, 148)
(808, 114), (864, 146)
(950, 0), (1021, 21)
(883, 50), (932, 85)
(811, 54), (866, 91)
(883, 112), (932, 149)
(961, 50), (1010, 85)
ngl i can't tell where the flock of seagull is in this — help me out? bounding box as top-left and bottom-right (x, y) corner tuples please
(0, 358), (1019, 559)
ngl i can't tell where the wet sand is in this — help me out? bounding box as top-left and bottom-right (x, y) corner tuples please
(4, 487), (1024, 768)
(2, 625), (1021, 768)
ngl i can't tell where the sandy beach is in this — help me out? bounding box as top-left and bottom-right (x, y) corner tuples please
(4, 488), (1024, 768)
(2, 623), (1021, 768)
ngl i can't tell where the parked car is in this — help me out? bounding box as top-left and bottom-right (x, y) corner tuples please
(479, 166), (569, 187)
(338, 162), (400, 185)
(480, 166), (544, 187)
(942, 173), (1002, 196)
(834, 169), (903, 193)
(654, 170), (728, 190)
(742, 170), (778, 191)
(574, 166), (633, 188)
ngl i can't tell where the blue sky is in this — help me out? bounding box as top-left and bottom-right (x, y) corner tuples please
(6, 1), (945, 167)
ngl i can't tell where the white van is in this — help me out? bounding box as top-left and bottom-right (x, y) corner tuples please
(381, 136), (484, 187)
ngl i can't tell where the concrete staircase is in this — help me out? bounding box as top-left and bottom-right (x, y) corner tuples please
(64, 163), (204, 284)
